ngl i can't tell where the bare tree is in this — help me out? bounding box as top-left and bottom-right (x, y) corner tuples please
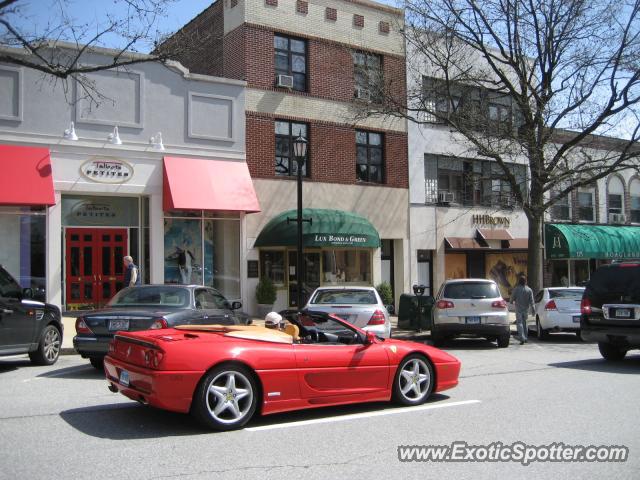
(364, 0), (640, 290)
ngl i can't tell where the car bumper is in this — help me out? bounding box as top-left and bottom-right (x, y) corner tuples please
(104, 356), (202, 413)
(434, 360), (461, 393)
(540, 311), (581, 331)
(581, 325), (640, 347)
(433, 323), (510, 336)
(73, 335), (110, 358)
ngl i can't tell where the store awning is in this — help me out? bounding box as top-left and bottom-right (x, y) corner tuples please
(0, 145), (55, 206)
(477, 228), (513, 241)
(445, 237), (490, 249)
(254, 209), (381, 248)
(163, 157), (260, 212)
(545, 223), (640, 260)
(508, 238), (529, 249)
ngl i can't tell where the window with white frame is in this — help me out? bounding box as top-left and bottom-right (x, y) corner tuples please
(607, 176), (625, 218)
(577, 187), (596, 222)
(630, 178), (640, 223)
(550, 187), (571, 220)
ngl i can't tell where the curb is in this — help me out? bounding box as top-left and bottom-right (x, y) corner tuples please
(61, 347), (78, 356)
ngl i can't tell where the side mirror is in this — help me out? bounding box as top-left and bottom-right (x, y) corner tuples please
(22, 288), (33, 299)
(231, 301), (242, 310)
(364, 331), (377, 345)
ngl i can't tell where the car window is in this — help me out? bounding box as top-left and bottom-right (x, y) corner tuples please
(443, 282), (500, 299)
(549, 289), (584, 299)
(195, 289), (229, 309)
(0, 267), (22, 299)
(311, 290), (377, 304)
(108, 286), (190, 308)
(535, 291), (544, 303)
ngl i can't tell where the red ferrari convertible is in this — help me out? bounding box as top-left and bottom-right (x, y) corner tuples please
(104, 311), (461, 430)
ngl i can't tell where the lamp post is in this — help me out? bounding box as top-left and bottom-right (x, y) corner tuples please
(292, 135), (308, 311)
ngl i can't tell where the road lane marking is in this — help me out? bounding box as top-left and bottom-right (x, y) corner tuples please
(246, 399), (481, 432)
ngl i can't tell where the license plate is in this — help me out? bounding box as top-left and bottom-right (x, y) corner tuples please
(119, 370), (130, 387)
(615, 309), (631, 318)
(109, 319), (129, 331)
(573, 316), (581, 323)
(466, 316), (481, 324)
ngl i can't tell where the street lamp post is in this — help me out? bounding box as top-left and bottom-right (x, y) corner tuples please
(292, 135), (308, 311)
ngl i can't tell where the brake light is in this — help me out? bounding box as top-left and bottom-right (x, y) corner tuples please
(491, 299), (507, 309)
(143, 348), (165, 368)
(75, 317), (92, 334)
(581, 297), (592, 315)
(436, 300), (455, 309)
(368, 310), (386, 325)
(149, 318), (168, 330)
(544, 300), (557, 311)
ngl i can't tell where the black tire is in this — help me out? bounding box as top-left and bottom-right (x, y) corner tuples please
(497, 334), (510, 348)
(598, 342), (627, 361)
(191, 363), (258, 431)
(90, 357), (104, 370)
(392, 354), (435, 406)
(536, 318), (549, 341)
(575, 330), (584, 341)
(28, 324), (61, 366)
(431, 331), (444, 347)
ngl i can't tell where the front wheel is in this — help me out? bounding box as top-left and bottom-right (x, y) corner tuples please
(598, 342), (627, 361)
(191, 364), (258, 431)
(392, 355), (434, 406)
(29, 325), (61, 365)
(497, 334), (510, 348)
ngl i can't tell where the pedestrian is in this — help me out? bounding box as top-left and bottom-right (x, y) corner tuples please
(123, 256), (141, 289)
(511, 275), (535, 345)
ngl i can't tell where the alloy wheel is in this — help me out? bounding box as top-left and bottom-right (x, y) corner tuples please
(205, 371), (254, 425)
(43, 327), (61, 362)
(399, 358), (431, 402)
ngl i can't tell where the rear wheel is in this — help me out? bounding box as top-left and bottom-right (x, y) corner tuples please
(598, 342), (627, 361)
(29, 325), (61, 366)
(536, 317), (549, 341)
(497, 334), (510, 348)
(191, 364), (258, 431)
(392, 354), (434, 406)
(90, 357), (104, 370)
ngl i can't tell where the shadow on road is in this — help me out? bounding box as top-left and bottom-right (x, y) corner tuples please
(527, 333), (587, 344)
(37, 364), (104, 380)
(0, 358), (31, 373)
(549, 354), (640, 374)
(59, 394), (452, 439)
(433, 337), (501, 350)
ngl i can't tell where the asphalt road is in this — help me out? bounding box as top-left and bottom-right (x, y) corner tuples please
(1, 334), (639, 480)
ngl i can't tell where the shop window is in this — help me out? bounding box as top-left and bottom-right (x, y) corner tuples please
(275, 120), (309, 177)
(322, 249), (371, 284)
(274, 34), (307, 92)
(550, 188), (571, 220)
(260, 250), (285, 285)
(353, 51), (383, 102)
(356, 130), (384, 184)
(577, 189), (595, 222)
(607, 176), (625, 218)
(630, 178), (640, 223)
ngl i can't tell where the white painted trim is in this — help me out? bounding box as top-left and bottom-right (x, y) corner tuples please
(188, 92), (236, 142)
(0, 65), (23, 122)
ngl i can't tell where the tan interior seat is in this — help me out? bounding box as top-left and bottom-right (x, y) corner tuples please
(284, 324), (300, 342)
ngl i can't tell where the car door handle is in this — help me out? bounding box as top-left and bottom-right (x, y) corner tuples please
(1, 309), (13, 314)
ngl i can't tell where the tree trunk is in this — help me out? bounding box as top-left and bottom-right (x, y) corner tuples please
(526, 213), (544, 292)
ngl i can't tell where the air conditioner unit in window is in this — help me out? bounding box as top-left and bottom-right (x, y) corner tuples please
(437, 191), (455, 204)
(276, 75), (294, 88)
(609, 213), (626, 224)
(354, 87), (371, 101)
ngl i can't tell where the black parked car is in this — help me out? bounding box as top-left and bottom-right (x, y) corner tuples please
(74, 284), (248, 369)
(0, 265), (63, 365)
(581, 262), (640, 360)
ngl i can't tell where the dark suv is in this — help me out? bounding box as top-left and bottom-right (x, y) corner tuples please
(581, 262), (640, 361)
(0, 265), (63, 365)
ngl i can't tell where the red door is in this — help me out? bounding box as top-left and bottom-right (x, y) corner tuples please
(65, 228), (128, 309)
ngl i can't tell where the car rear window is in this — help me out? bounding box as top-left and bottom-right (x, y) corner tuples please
(585, 264), (640, 306)
(443, 282), (500, 299)
(108, 286), (190, 308)
(549, 289), (584, 299)
(311, 290), (377, 305)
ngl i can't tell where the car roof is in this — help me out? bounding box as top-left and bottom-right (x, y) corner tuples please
(547, 287), (584, 290)
(312, 286), (376, 291)
(442, 278), (497, 284)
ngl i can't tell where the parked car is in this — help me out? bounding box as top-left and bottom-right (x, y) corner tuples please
(0, 265), (63, 365)
(74, 284), (247, 369)
(104, 310), (461, 431)
(580, 262), (640, 360)
(431, 279), (510, 347)
(527, 287), (585, 340)
(304, 286), (391, 338)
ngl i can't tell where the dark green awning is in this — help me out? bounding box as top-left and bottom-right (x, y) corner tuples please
(545, 223), (640, 260)
(254, 208), (381, 248)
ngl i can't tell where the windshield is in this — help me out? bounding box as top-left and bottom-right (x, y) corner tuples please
(549, 289), (584, 299)
(108, 286), (190, 308)
(311, 290), (377, 305)
(443, 282), (500, 299)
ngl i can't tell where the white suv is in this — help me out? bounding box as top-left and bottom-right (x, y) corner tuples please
(431, 279), (510, 347)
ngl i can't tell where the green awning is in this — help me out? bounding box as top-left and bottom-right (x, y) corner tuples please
(545, 223), (640, 260)
(254, 208), (381, 248)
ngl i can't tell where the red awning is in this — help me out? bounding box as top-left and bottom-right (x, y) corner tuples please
(508, 238), (529, 249)
(477, 228), (514, 241)
(0, 145), (55, 206)
(445, 237), (491, 249)
(163, 157), (260, 213)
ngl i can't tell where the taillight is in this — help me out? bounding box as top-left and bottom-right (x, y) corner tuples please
(368, 310), (386, 325)
(143, 348), (164, 368)
(75, 317), (92, 334)
(436, 300), (455, 309)
(491, 299), (507, 309)
(149, 318), (168, 330)
(581, 297), (592, 315)
(544, 300), (557, 311)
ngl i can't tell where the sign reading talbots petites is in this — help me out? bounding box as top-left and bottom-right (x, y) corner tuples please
(80, 157), (133, 184)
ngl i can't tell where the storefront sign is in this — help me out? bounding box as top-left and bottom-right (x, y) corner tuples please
(472, 214), (511, 227)
(313, 234), (369, 246)
(80, 158), (133, 184)
(62, 195), (139, 227)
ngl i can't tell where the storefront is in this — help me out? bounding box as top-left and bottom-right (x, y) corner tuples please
(254, 208), (381, 307)
(544, 223), (640, 286)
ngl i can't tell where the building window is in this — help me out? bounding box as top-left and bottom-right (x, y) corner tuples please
(353, 51), (382, 101)
(577, 189), (595, 222)
(630, 178), (640, 223)
(322, 249), (371, 284)
(259, 250), (285, 285)
(607, 176), (625, 219)
(274, 34), (307, 91)
(275, 120), (308, 177)
(356, 130), (384, 184)
(550, 188), (571, 220)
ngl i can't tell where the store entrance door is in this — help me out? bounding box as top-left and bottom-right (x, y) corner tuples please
(288, 251), (321, 308)
(65, 228), (128, 309)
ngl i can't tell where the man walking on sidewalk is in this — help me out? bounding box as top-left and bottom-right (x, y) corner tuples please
(511, 276), (535, 345)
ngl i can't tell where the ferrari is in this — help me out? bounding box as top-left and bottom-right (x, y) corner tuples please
(104, 310), (461, 430)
